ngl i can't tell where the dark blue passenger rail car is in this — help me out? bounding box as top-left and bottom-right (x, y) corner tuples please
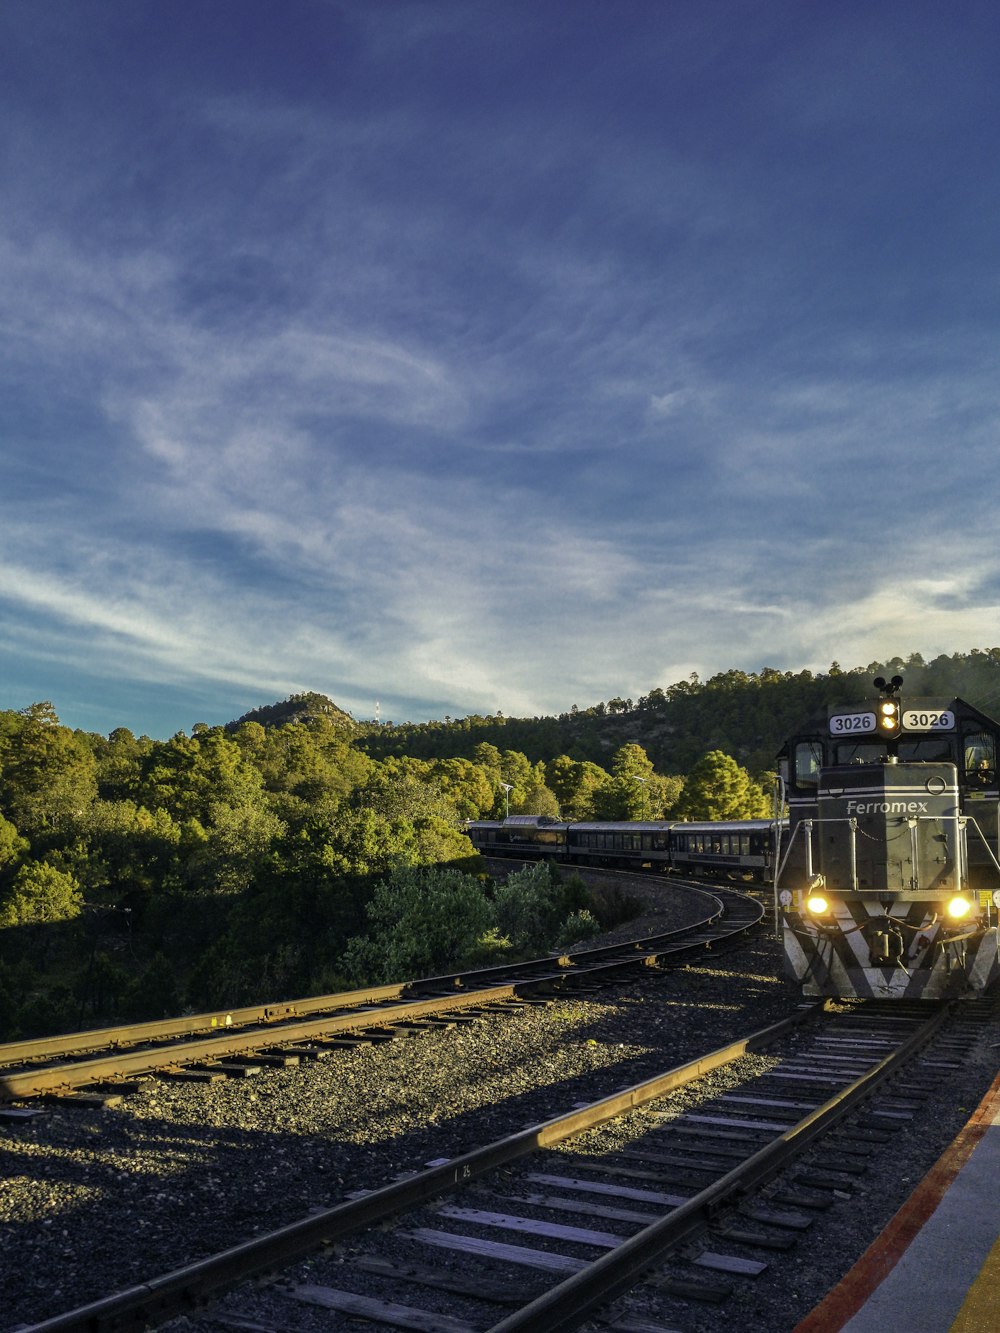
(669, 819), (775, 883)
(465, 816), (778, 878)
(464, 815), (569, 860)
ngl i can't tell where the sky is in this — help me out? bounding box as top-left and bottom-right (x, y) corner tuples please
(3, 0), (1000, 738)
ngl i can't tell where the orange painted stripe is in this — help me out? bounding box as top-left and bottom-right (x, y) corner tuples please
(792, 1067), (1000, 1333)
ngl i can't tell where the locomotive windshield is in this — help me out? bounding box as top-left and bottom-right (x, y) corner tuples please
(834, 736), (953, 765)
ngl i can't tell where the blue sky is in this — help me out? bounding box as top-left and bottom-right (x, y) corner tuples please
(3, 1), (1000, 737)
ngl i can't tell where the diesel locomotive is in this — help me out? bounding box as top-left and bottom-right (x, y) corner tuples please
(776, 678), (1000, 999)
(465, 678), (1000, 999)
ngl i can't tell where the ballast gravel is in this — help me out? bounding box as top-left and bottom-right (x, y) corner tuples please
(2, 883), (998, 1333)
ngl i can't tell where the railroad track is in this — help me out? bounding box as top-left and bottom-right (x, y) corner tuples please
(0, 879), (763, 1106)
(19, 997), (992, 1333)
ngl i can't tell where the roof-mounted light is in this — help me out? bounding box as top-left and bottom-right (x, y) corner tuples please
(874, 676), (903, 736)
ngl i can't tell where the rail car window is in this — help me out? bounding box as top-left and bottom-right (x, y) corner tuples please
(963, 730), (997, 785)
(795, 742), (823, 787)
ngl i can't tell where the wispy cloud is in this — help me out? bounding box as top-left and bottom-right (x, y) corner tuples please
(4, 3), (1000, 735)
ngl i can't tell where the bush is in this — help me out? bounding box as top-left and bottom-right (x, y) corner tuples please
(0, 960), (20, 1038)
(343, 866), (494, 983)
(121, 952), (181, 1020)
(492, 862), (559, 953)
(18, 984), (75, 1037)
(493, 863), (595, 956)
(73, 950), (130, 1024)
(0, 861), (82, 926)
(588, 883), (645, 930)
(555, 908), (602, 950)
(466, 926), (512, 966)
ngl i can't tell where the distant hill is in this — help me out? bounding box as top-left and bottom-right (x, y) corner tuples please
(227, 652), (1000, 778)
(353, 650), (1000, 777)
(230, 691), (356, 732)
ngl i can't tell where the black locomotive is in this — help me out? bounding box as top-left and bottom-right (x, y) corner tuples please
(466, 679), (1000, 999)
(776, 679), (1000, 998)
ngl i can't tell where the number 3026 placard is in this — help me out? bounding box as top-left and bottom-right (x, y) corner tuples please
(829, 712), (876, 734)
(902, 710), (955, 731)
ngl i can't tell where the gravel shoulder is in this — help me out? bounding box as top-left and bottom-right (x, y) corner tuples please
(2, 882), (997, 1332)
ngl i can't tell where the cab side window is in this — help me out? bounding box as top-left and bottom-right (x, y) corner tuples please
(794, 741), (823, 788)
(963, 730), (997, 785)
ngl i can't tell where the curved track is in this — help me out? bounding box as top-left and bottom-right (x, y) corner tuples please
(1, 877), (763, 1104)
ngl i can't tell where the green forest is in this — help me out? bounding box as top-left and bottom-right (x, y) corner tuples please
(2, 648), (998, 1040)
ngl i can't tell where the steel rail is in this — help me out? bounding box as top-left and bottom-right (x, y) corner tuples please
(0, 881), (729, 1069)
(486, 1002), (951, 1333)
(0, 981), (531, 1099)
(0, 980), (424, 1065)
(19, 1003), (822, 1333)
(3, 884), (763, 1102)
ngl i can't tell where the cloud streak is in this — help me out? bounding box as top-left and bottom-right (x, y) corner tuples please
(3, 2), (1000, 736)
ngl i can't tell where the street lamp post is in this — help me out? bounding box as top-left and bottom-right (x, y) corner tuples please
(499, 783), (513, 818)
(631, 775), (649, 820)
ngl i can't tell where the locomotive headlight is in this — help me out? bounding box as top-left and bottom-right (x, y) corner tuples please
(879, 701), (900, 732)
(947, 896), (972, 919)
(806, 894), (830, 915)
